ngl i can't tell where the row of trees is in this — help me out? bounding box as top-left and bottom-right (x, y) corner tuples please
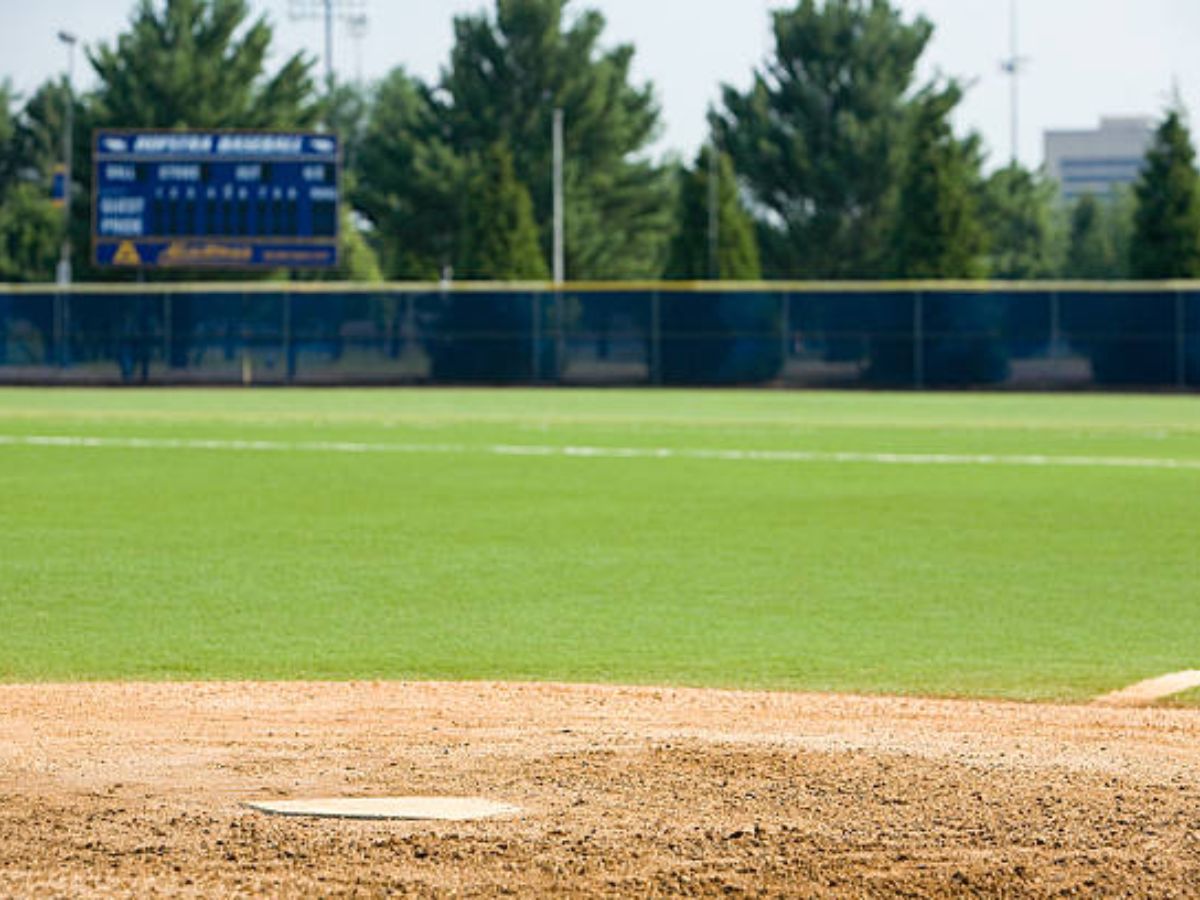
(1, 0), (1199, 283)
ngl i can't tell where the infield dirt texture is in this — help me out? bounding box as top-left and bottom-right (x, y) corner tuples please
(1, 389), (1198, 894)
(1, 682), (1198, 896)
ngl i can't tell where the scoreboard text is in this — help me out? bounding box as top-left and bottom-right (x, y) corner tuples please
(93, 131), (340, 269)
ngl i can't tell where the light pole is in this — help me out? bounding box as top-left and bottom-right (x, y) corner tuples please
(999, 0), (1028, 166)
(57, 30), (76, 286)
(707, 133), (720, 281)
(552, 108), (564, 284)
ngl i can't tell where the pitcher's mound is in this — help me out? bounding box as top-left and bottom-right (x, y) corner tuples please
(245, 797), (520, 821)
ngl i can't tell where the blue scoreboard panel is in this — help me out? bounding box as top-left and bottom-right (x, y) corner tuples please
(93, 130), (340, 269)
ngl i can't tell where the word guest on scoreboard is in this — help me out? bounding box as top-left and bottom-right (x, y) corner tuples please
(93, 131), (340, 269)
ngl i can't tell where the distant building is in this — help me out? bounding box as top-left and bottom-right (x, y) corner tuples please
(1044, 117), (1155, 202)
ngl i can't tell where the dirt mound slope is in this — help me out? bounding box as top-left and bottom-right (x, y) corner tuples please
(1, 681), (1197, 897)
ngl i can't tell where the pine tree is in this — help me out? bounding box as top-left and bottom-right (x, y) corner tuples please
(89, 0), (320, 129)
(0, 183), (62, 283)
(716, 0), (935, 278)
(978, 164), (1063, 279)
(1065, 195), (1109, 278)
(891, 85), (986, 279)
(1063, 194), (1128, 279)
(1130, 110), (1200, 278)
(0, 81), (63, 282)
(365, 0), (674, 280)
(458, 142), (549, 280)
(14, 80), (77, 179)
(1105, 187), (1137, 279)
(0, 81), (17, 190)
(663, 146), (761, 280)
(324, 80), (371, 174)
(355, 68), (464, 279)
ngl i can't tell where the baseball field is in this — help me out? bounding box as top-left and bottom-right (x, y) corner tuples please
(2, 387), (1198, 894)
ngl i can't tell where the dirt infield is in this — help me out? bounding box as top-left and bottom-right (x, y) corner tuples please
(1, 682), (1198, 897)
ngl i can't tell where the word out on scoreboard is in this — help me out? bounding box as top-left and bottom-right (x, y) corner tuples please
(93, 131), (340, 269)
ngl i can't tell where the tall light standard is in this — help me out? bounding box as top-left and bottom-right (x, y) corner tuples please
(999, 0), (1028, 166)
(57, 30), (77, 286)
(707, 132), (720, 281)
(552, 108), (564, 284)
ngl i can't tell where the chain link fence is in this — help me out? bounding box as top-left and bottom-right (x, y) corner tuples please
(0, 283), (1196, 389)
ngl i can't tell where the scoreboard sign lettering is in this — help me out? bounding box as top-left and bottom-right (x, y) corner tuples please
(93, 130), (340, 269)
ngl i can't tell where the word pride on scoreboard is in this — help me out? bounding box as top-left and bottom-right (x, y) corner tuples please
(93, 130), (340, 269)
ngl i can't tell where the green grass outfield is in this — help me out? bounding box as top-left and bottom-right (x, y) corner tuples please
(1, 388), (1197, 703)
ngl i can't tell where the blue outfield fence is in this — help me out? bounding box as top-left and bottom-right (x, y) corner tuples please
(0, 281), (1197, 389)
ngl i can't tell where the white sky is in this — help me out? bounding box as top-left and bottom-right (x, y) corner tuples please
(2, 0), (1199, 171)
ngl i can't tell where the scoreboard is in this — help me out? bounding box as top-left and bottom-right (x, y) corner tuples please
(93, 130), (340, 269)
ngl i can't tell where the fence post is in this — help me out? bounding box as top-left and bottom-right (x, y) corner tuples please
(283, 290), (294, 383)
(163, 291), (172, 380)
(403, 292), (414, 366)
(1049, 290), (1061, 357)
(530, 291), (540, 383)
(52, 288), (72, 369)
(779, 291), (790, 386)
(1177, 290), (1187, 390)
(52, 290), (63, 369)
(913, 290), (924, 389)
(650, 289), (662, 385)
(554, 288), (565, 383)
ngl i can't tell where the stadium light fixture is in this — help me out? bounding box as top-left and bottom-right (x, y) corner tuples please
(288, 0), (367, 89)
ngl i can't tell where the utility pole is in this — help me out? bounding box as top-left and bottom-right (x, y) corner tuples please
(552, 108), (565, 284)
(57, 30), (76, 286)
(999, 0), (1028, 166)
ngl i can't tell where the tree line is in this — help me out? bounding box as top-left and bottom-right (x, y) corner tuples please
(1, 0), (1199, 283)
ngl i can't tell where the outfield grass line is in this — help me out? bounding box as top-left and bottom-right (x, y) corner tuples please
(4, 432), (1200, 472)
(0, 434), (470, 455)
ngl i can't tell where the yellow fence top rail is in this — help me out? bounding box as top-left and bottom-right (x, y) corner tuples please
(3, 279), (1200, 295)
